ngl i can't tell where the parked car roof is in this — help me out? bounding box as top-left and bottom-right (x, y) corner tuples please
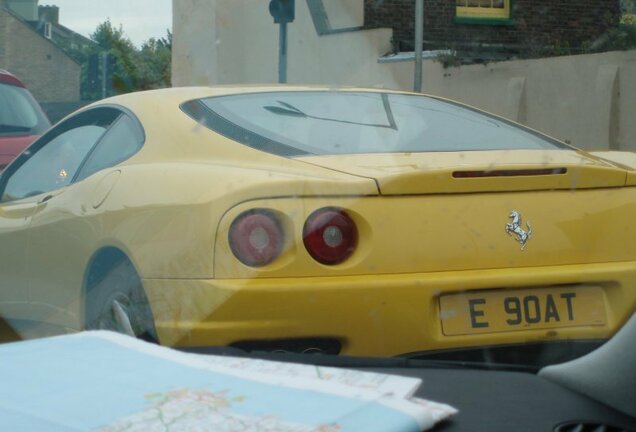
(0, 70), (26, 88)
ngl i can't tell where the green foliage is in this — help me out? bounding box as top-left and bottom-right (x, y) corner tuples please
(435, 53), (462, 68)
(622, 13), (636, 25)
(136, 31), (172, 91)
(92, 20), (138, 96)
(66, 20), (171, 100)
(621, 0), (636, 13)
(585, 21), (636, 52)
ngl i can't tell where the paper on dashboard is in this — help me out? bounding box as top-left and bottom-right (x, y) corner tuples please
(0, 331), (457, 432)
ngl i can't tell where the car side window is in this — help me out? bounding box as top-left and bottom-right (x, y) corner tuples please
(75, 113), (144, 181)
(0, 107), (121, 202)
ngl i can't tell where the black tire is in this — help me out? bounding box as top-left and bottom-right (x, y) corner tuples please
(84, 257), (158, 343)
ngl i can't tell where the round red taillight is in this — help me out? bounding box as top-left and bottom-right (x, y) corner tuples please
(229, 210), (283, 267)
(303, 208), (357, 265)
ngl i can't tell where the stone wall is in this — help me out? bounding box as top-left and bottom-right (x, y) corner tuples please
(0, 8), (80, 102)
(402, 50), (636, 152)
(364, 0), (622, 52)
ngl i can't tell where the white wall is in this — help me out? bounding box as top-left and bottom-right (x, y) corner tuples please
(172, 0), (392, 87)
(172, 0), (218, 86)
(172, 0), (636, 150)
(414, 51), (636, 151)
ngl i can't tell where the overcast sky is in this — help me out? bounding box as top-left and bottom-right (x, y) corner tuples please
(45, 0), (172, 47)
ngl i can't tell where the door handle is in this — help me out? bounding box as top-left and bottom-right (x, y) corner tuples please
(37, 190), (64, 205)
(38, 194), (54, 204)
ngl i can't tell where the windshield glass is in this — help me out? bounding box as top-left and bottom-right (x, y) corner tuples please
(185, 92), (567, 155)
(0, 83), (49, 136)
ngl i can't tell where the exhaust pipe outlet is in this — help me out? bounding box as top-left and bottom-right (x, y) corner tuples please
(231, 338), (342, 355)
(301, 347), (325, 354)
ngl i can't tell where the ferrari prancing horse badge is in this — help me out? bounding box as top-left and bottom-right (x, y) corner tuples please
(505, 210), (532, 250)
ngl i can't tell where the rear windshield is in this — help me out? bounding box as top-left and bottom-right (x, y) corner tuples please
(181, 91), (568, 156)
(0, 83), (50, 137)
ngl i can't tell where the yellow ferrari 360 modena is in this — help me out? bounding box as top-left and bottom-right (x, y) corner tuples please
(0, 86), (635, 358)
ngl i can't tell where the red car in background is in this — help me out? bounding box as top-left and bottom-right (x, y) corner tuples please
(0, 70), (50, 170)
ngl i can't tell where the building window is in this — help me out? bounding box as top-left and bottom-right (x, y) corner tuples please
(456, 0), (511, 20)
(44, 22), (52, 39)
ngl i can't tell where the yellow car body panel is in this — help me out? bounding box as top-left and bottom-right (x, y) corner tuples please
(143, 261), (636, 356)
(296, 150), (629, 194)
(213, 190), (636, 279)
(1, 86), (636, 356)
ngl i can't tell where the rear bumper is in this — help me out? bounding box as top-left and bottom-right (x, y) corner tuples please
(142, 261), (636, 356)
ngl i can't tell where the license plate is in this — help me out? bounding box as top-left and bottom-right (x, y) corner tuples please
(439, 285), (606, 336)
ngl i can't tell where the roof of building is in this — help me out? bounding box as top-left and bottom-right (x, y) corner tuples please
(0, 5), (80, 65)
(28, 18), (96, 48)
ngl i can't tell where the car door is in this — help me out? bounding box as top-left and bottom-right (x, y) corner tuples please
(0, 189), (41, 324)
(0, 107), (125, 336)
(26, 109), (144, 333)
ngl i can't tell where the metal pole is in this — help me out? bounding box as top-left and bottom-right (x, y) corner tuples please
(101, 52), (107, 99)
(414, 0), (424, 92)
(279, 22), (288, 83)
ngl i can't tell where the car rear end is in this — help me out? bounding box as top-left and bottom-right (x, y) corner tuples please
(0, 70), (50, 170)
(146, 89), (636, 357)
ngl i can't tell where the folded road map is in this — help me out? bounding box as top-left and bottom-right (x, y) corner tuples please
(0, 331), (457, 431)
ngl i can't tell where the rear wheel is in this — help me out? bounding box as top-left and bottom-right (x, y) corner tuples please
(84, 256), (158, 343)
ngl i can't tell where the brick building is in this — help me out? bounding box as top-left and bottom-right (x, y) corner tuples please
(364, 0), (622, 55)
(33, 5), (95, 54)
(0, 0), (80, 102)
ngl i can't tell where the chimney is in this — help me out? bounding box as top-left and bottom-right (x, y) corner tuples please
(5, 0), (38, 21)
(39, 4), (58, 24)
